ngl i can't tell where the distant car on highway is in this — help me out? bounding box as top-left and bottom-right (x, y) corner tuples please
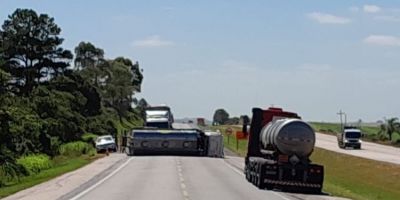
(95, 135), (117, 152)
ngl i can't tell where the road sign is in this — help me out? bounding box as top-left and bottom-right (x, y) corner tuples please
(226, 127), (233, 135)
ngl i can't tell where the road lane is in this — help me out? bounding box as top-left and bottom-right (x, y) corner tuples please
(75, 156), (295, 200)
(180, 157), (290, 200)
(316, 133), (400, 165)
(77, 157), (183, 200)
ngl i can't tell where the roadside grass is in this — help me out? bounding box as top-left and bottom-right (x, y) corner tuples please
(0, 154), (103, 198)
(312, 148), (400, 200)
(212, 125), (400, 200)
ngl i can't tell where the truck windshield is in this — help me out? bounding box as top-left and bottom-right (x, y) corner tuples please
(346, 132), (361, 138)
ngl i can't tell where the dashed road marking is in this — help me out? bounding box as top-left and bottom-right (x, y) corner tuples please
(176, 158), (190, 200)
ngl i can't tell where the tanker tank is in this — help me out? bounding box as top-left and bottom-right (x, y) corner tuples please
(260, 118), (315, 158)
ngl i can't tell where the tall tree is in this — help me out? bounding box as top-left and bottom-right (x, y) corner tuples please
(213, 109), (229, 125)
(378, 117), (400, 141)
(0, 9), (73, 95)
(136, 98), (149, 119)
(103, 59), (135, 121)
(74, 42), (107, 87)
(114, 57), (143, 92)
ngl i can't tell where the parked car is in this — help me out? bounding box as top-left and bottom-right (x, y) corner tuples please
(95, 135), (117, 152)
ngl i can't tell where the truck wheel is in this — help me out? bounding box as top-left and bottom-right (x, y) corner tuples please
(128, 148), (134, 156)
(265, 183), (274, 190)
(256, 176), (265, 189)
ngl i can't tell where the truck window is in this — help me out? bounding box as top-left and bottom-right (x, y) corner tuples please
(345, 132), (361, 138)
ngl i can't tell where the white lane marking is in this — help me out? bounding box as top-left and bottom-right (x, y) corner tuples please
(70, 157), (133, 200)
(176, 158), (190, 200)
(223, 160), (293, 200)
(180, 183), (186, 189)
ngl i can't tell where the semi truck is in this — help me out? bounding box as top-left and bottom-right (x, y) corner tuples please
(337, 126), (362, 149)
(244, 107), (324, 193)
(127, 105), (223, 157)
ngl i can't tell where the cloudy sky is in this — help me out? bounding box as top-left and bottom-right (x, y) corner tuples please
(1, 1), (399, 122)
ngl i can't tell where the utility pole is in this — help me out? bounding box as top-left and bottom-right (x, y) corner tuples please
(337, 110), (346, 131)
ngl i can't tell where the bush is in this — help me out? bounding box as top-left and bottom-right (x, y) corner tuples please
(16, 154), (52, 176)
(59, 141), (94, 157)
(81, 133), (98, 145)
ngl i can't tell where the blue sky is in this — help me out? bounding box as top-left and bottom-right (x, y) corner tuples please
(1, 1), (400, 122)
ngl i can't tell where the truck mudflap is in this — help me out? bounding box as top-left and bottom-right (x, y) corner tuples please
(128, 129), (204, 156)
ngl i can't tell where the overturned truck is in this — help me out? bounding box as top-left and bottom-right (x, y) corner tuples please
(127, 105), (223, 157)
(244, 107), (324, 193)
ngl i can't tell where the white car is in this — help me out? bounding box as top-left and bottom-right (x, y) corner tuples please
(95, 135), (117, 152)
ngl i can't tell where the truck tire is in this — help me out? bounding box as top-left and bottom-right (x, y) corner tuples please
(256, 163), (266, 189)
(127, 147), (135, 156)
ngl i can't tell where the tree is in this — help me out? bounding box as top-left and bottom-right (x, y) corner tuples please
(114, 57), (143, 92)
(226, 117), (240, 125)
(136, 98), (149, 119)
(74, 42), (105, 70)
(0, 9), (73, 95)
(378, 117), (400, 141)
(240, 115), (250, 125)
(74, 42), (108, 87)
(102, 59), (135, 122)
(213, 109), (229, 125)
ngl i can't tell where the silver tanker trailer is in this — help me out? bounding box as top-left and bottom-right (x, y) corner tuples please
(244, 107), (324, 193)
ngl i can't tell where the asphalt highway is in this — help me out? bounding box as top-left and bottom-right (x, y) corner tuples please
(315, 133), (400, 165)
(73, 156), (343, 200)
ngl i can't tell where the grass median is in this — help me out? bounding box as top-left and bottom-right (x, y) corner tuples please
(212, 125), (400, 200)
(0, 154), (103, 198)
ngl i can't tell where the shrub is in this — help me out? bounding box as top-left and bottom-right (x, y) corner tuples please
(59, 141), (94, 157)
(16, 154), (52, 176)
(81, 133), (98, 145)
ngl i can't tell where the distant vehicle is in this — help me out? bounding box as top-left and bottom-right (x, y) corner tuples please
(145, 105), (174, 129)
(197, 118), (206, 126)
(127, 105), (224, 157)
(95, 135), (117, 152)
(337, 126), (362, 149)
(244, 107), (324, 193)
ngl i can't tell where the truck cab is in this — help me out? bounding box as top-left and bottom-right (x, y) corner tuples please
(337, 126), (362, 149)
(145, 106), (174, 129)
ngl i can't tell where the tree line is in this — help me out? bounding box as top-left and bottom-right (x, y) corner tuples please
(0, 9), (147, 179)
(212, 108), (249, 126)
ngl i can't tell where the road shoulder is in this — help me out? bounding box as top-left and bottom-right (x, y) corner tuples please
(3, 153), (128, 200)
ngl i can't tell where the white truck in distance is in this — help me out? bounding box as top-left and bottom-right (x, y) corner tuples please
(337, 126), (362, 149)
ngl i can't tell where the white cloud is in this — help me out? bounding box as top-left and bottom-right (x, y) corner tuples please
(363, 5), (381, 13)
(307, 12), (351, 24)
(298, 63), (332, 71)
(132, 35), (174, 47)
(374, 15), (400, 22)
(363, 35), (400, 46)
(349, 6), (360, 12)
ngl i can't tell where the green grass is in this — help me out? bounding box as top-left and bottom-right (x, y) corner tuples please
(311, 148), (400, 200)
(0, 155), (102, 198)
(210, 125), (247, 156)
(212, 125), (400, 200)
